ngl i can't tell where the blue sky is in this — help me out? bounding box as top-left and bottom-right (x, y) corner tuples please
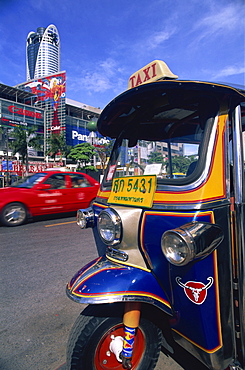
(0, 0), (244, 110)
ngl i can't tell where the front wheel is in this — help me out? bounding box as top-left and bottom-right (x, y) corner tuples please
(67, 304), (162, 370)
(1, 202), (27, 226)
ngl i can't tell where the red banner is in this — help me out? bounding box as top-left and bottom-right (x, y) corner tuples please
(0, 161), (63, 176)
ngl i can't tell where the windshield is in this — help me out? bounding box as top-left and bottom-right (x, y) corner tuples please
(11, 173), (47, 188)
(103, 91), (219, 186)
(105, 138), (200, 183)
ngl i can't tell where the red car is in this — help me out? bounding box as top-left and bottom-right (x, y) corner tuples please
(0, 171), (100, 226)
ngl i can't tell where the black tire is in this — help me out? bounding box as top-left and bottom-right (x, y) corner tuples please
(1, 202), (27, 226)
(67, 304), (162, 370)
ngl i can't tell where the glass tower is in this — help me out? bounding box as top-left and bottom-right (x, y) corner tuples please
(26, 24), (60, 81)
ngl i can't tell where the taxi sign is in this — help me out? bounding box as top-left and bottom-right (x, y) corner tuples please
(128, 60), (178, 89)
(108, 175), (156, 208)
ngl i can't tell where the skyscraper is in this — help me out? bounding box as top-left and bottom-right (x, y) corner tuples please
(26, 24), (60, 81)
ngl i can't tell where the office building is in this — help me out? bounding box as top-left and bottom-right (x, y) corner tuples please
(0, 81), (102, 179)
(16, 71), (102, 147)
(26, 24), (60, 81)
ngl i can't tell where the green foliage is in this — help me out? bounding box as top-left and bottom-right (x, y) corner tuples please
(147, 151), (164, 164)
(9, 126), (41, 165)
(93, 140), (115, 173)
(167, 155), (196, 174)
(68, 142), (97, 171)
(103, 140), (115, 157)
(46, 132), (68, 161)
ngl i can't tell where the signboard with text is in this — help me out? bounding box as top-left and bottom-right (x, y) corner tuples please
(66, 125), (110, 146)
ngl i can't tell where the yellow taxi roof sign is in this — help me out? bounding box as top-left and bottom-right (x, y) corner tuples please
(128, 60), (178, 89)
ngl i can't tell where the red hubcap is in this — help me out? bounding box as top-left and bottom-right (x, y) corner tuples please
(94, 324), (145, 369)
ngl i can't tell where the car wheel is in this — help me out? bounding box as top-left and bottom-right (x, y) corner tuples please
(67, 304), (162, 370)
(1, 202), (27, 226)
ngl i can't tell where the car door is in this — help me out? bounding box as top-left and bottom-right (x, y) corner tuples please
(68, 173), (96, 211)
(34, 173), (69, 215)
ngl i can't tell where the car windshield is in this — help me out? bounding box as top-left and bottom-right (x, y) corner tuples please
(11, 173), (47, 188)
(103, 90), (219, 186)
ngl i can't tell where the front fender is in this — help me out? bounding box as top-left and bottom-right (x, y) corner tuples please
(66, 255), (173, 316)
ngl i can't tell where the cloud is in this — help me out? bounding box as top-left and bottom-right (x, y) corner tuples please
(145, 29), (176, 50)
(213, 65), (245, 79)
(69, 58), (125, 95)
(29, 0), (68, 12)
(192, 3), (245, 42)
(82, 73), (111, 93)
(69, 25), (177, 99)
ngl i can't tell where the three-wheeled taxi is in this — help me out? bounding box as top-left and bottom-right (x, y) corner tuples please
(66, 60), (245, 370)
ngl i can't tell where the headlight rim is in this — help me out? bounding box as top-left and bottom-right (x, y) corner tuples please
(97, 208), (122, 246)
(161, 228), (195, 266)
(161, 221), (224, 266)
(76, 207), (94, 229)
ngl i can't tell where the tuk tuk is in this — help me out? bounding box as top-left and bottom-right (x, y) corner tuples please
(66, 60), (245, 370)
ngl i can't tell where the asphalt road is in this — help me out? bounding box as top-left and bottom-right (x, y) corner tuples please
(0, 215), (208, 370)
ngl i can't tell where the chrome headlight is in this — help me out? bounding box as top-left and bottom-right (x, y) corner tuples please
(161, 222), (223, 266)
(161, 230), (193, 265)
(76, 207), (94, 229)
(98, 208), (122, 246)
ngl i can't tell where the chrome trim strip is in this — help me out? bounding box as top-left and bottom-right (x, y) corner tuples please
(97, 198), (230, 211)
(152, 198), (229, 210)
(233, 106), (244, 204)
(111, 206), (148, 269)
(233, 105), (245, 365)
(66, 286), (172, 314)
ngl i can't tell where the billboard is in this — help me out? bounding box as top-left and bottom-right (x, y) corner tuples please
(0, 102), (44, 131)
(66, 125), (110, 146)
(2, 160), (13, 171)
(17, 72), (66, 134)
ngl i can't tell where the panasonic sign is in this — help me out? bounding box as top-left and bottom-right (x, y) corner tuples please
(66, 126), (111, 146)
(72, 130), (88, 141)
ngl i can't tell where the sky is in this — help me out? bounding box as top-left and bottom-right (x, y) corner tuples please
(0, 0), (244, 110)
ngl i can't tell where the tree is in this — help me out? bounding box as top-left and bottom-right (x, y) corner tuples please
(94, 140), (115, 173)
(148, 151), (164, 164)
(46, 132), (68, 163)
(166, 155), (195, 174)
(93, 145), (107, 173)
(68, 142), (97, 171)
(10, 126), (41, 174)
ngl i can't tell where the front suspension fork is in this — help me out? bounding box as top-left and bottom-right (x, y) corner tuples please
(121, 302), (141, 369)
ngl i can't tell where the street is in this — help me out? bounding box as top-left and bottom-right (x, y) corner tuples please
(0, 215), (207, 370)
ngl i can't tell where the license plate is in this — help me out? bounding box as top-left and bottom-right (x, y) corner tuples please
(108, 175), (156, 208)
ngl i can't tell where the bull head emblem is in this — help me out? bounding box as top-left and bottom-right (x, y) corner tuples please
(176, 277), (214, 305)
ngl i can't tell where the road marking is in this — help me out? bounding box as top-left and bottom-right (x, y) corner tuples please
(45, 221), (76, 227)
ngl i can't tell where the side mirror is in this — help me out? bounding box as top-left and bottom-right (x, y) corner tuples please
(35, 183), (51, 190)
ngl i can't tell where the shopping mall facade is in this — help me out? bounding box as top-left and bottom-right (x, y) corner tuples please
(0, 71), (102, 183)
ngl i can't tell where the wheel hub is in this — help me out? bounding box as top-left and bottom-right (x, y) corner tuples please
(109, 335), (123, 362)
(94, 324), (145, 369)
(10, 209), (20, 220)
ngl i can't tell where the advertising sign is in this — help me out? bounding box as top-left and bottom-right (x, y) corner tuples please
(2, 161), (13, 171)
(19, 72), (66, 134)
(66, 125), (110, 146)
(1, 103), (43, 130)
(0, 161), (63, 175)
